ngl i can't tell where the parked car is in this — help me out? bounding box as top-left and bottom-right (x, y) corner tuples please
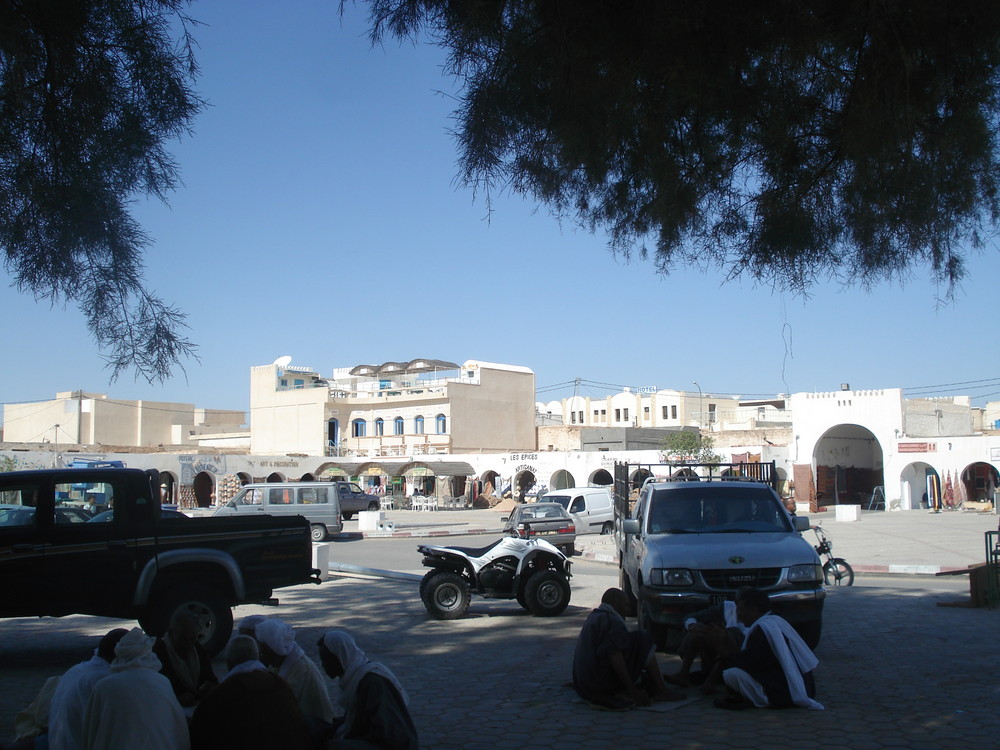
(213, 482), (343, 541)
(334, 481), (381, 520)
(0, 505), (92, 525)
(502, 502), (577, 556)
(88, 509), (188, 523)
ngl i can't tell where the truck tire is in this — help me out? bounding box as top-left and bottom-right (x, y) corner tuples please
(310, 524), (328, 542)
(148, 584), (234, 657)
(637, 602), (668, 652)
(795, 620), (822, 649)
(342, 511), (354, 521)
(523, 570), (571, 617)
(619, 570), (638, 618)
(367, 501), (380, 511)
(421, 571), (471, 620)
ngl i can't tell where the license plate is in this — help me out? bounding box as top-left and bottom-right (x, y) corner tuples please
(709, 594), (727, 605)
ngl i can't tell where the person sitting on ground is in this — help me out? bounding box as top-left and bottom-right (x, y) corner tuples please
(256, 619), (334, 724)
(572, 588), (685, 711)
(189, 635), (315, 750)
(152, 610), (218, 707)
(46, 628), (129, 750)
(664, 591), (750, 692)
(236, 614), (268, 639)
(317, 629), (419, 750)
(713, 587), (824, 710)
(82, 627), (189, 750)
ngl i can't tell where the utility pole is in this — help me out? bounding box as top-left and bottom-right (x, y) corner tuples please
(692, 382), (703, 429)
(52, 423), (59, 467)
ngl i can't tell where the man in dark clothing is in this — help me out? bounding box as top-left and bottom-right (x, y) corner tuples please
(152, 610), (217, 707)
(317, 629), (419, 750)
(665, 596), (748, 691)
(713, 587), (823, 710)
(572, 588), (685, 711)
(189, 635), (316, 750)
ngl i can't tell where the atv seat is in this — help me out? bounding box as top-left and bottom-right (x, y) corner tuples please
(448, 538), (506, 558)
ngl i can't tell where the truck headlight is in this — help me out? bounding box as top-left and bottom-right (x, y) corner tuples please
(650, 568), (693, 586)
(788, 564), (823, 582)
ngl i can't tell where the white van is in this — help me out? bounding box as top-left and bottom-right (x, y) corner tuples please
(213, 483), (343, 542)
(542, 486), (614, 535)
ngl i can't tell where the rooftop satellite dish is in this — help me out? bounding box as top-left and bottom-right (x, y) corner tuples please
(273, 355), (292, 367)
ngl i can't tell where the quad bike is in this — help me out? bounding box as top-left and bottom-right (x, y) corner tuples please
(418, 536), (572, 620)
(812, 524), (854, 586)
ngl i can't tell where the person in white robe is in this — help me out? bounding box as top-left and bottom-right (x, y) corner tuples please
(255, 618), (334, 724)
(82, 628), (190, 750)
(47, 628), (128, 750)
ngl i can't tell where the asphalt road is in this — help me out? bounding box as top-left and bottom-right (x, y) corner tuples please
(2, 535), (998, 749)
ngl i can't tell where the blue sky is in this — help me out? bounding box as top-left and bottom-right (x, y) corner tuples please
(2, 2), (999, 420)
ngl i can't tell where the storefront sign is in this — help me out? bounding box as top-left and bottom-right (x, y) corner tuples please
(898, 442), (936, 453)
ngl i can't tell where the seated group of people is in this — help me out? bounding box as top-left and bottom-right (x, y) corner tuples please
(6, 613), (418, 750)
(572, 586), (823, 712)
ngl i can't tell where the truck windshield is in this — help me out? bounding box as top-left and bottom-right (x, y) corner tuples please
(647, 487), (789, 534)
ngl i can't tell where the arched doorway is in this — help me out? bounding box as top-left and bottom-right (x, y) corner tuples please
(158, 471), (177, 505)
(589, 469), (613, 486)
(192, 471), (215, 508)
(960, 462), (1000, 506)
(630, 467), (653, 489)
(266, 472), (284, 483)
(550, 469), (575, 489)
(299, 473), (315, 482)
(900, 462), (937, 510)
(814, 424), (884, 505)
(327, 418), (340, 454)
(236, 472), (252, 486)
(514, 470), (536, 502)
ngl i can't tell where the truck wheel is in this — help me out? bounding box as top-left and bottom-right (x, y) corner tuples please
(367, 501), (380, 511)
(619, 570), (638, 618)
(148, 584), (233, 657)
(310, 524), (328, 542)
(524, 570), (571, 616)
(600, 521), (613, 535)
(342, 511), (354, 521)
(560, 543), (575, 557)
(421, 571), (471, 620)
(637, 602), (668, 651)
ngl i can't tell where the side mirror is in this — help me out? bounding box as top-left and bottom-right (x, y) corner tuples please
(501, 516), (509, 523)
(622, 518), (641, 535)
(793, 516), (810, 531)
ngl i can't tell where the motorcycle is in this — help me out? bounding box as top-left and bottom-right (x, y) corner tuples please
(417, 535), (572, 620)
(812, 524), (854, 586)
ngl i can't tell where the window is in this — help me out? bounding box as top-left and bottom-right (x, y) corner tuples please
(436, 414), (447, 433)
(571, 412), (576, 424)
(615, 409), (621, 421)
(414, 415), (424, 434)
(708, 403), (717, 423)
(593, 409), (599, 418)
(280, 379), (288, 388)
(300, 487), (328, 504)
(374, 418), (384, 436)
(352, 419), (366, 437)
(578, 411), (584, 423)
(394, 417), (404, 435)
(662, 406), (669, 419)
(671, 405), (678, 419)
(267, 488), (294, 505)
(293, 378), (304, 388)
(624, 408), (629, 421)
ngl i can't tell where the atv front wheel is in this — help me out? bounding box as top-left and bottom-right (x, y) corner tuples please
(421, 571), (471, 620)
(523, 570), (570, 617)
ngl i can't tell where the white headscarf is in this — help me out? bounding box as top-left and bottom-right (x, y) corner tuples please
(110, 628), (162, 672)
(321, 629), (409, 718)
(255, 619), (306, 679)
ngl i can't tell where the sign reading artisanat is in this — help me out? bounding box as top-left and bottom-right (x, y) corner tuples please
(898, 442), (936, 453)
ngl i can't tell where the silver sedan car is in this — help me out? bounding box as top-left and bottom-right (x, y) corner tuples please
(502, 502), (577, 556)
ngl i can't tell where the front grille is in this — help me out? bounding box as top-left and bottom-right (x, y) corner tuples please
(701, 568), (781, 590)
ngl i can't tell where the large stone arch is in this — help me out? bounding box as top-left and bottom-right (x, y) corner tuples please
(192, 471), (215, 508)
(960, 461), (1000, 506)
(589, 468), (613, 486)
(513, 469), (536, 501)
(157, 471), (178, 505)
(899, 461), (937, 511)
(814, 424), (884, 506)
(550, 469), (575, 490)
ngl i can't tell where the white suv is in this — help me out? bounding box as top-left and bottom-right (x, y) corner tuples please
(619, 478), (825, 650)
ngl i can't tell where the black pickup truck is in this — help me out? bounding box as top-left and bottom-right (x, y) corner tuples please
(0, 467), (319, 654)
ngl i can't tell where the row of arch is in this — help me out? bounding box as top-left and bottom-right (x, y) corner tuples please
(329, 414), (448, 441)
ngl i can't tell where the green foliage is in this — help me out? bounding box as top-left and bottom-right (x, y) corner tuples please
(661, 430), (721, 464)
(0, 0), (202, 382)
(363, 1), (1000, 292)
(0, 455), (15, 473)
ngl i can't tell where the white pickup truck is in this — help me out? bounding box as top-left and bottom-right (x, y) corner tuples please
(618, 476), (825, 650)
